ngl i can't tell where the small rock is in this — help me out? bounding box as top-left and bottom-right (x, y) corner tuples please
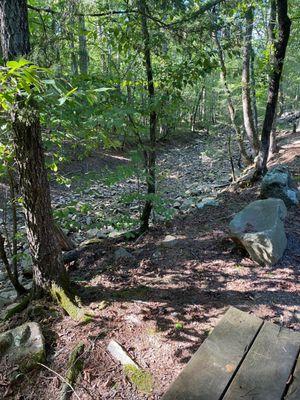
(180, 199), (194, 210)
(86, 228), (99, 238)
(80, 238), (104, 247)
(115, 248), (135, 261)
(161, 235), (178, 248)
(173, 201), (181, 209)
(196, 197), (219, 209)
(107, 339), (139, 368)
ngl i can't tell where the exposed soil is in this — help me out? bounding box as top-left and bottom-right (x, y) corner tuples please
(0, 131), (299, 400)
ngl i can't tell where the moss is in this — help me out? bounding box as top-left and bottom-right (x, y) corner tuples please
(50, 283), (91, 322)
(19, 347), (46, 372)
(124, 364), (153, 394)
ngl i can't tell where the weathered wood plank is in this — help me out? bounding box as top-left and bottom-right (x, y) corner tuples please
(285, 354), (300, 400)
(162, 307), (263, 400)
(223, 322), (300, 400)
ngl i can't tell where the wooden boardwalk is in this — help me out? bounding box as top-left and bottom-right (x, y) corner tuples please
(162, 307), (300, 400)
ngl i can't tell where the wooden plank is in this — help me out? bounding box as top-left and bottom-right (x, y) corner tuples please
(162, 307), (263, 400)
(223, 322), (300, 400)
(285, 354), (300, 400)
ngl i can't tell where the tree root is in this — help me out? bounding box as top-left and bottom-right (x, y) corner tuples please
(50, 283), (92, 323)
(60, 342), (85, 400)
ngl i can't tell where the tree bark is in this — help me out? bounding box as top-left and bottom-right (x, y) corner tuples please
(0, 0), (30, 60)
(213, 31), (252, 166)
(242, 6), (259, 155)
(11, 101), (70, 297)
(254, 0), (291, 178)
(138, 0), (157, 233)
(78, 14), (89, 74)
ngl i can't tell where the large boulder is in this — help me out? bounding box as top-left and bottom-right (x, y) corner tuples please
(261, 165), (299, 207)
(0, 322), (45, 371)
(229, 199), (287, 266)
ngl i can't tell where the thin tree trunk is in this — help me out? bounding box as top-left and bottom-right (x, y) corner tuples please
(242, 6), (259, 155)
(138, 0), (157, 233)
(213, 31), (252, 166)
(254, 0), (291, 178)
(191, 86), (204, 131)
(69, 2), (78, 76)
(0, 232), (27, 295)
(250, 48), (259, 133)
(78, 14), (88, 74)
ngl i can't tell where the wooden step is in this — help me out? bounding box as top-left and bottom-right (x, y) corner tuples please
(162, 307), (300, 400)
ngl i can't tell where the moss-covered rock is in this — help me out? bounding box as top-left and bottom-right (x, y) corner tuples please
(124, 364), (153, 394)
(0, 322), (45, 372)
(0, 296), (30, 321)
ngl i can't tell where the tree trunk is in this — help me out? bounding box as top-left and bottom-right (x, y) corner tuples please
(138, 0), (157, 233)
(78, 14), (88, 74)
(0, 0), (84, 320)
(11, 104), (70, 297)
(191, 86), (204, 131)
(254, 0), (291, 178)
(213, 31), (252, 166)
(242, 6), (259, 155)
(250, 48), (259, 134)
(0, 0), (30, 60)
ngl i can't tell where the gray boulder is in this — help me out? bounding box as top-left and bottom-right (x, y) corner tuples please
(229, 198), (287, 266)
(261, 165), (299, 206)
(0, 322), (45, 371)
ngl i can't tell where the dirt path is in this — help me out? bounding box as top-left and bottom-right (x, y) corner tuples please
(51, 130), (234, 243)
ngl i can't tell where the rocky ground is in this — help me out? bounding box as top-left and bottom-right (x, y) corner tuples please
(0, 130), (299, 399)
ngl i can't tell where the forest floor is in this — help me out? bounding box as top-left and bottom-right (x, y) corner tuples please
(0, 130), (300, 399)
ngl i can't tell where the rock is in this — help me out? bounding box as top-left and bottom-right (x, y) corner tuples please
(173, 201), (181, 209)
(0, 322), (45, 371)
(0, 289), (16, 301)
(114, 248), (135, 261)
(80, 238), (104, 247)
(107, 339), (139, 368)
(161, 235), (178, 248)
(180, 199), (194, 210)
(0, 297), (29, 321)
(86, 228), (99, 238)
(196, 197), (219, 209)
(229, 198), (287, 266)
(261, 165), (300, 206)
